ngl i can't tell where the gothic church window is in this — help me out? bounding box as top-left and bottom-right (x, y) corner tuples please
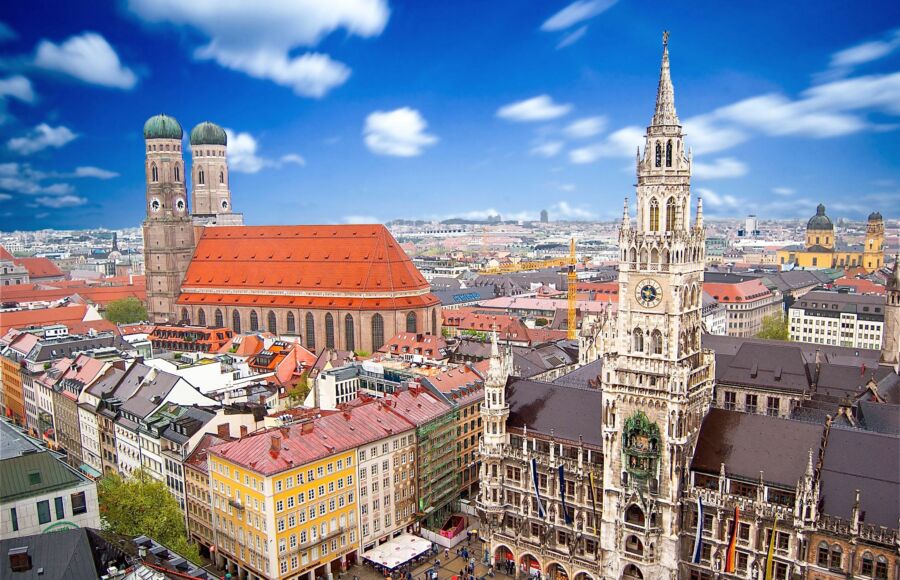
(372, 314), (385, 351)
(665, 140), (672, 167)
(649, 198), (660, 231)
(233, 311), (241, 333)
(625, 504), (645, 526)
(651, 330), (663, 354)
(287, 312), (296, 334)
(174, 165), (180, 182)
(306, 313), (316, 350)
(151, 165), (158, 182)
(325, 313), (335, 349)
(250, 311), (259, 332)
(666, 198), (676, 230)
(268, 311), (277, 334)
(181, 308), (190, 323)
(633, 328), (644, 352)
(198, 309), (206, 326)
(655, 142), (661, 167)
(220, 171), (224, 184)
(215, 309), (224, 328)
(406, 312), (417, 333)
(345, 314), (355, 351)
(199, 169), (205, 185)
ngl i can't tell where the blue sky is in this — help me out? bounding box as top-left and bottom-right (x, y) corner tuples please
(1, 0), (899, 231)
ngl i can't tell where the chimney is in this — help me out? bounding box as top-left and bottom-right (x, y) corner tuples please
(240, 425), (249, 438)
(217, 423), (230, 438)
(270, 434), (282, 452)
(8, 547), (31, 572)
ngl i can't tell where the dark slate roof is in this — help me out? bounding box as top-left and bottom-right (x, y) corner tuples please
(813, 365), (898, 402)
(691, 408), (823, 488)
(716, 342), (811, 393)
(0, 528), (101, 579)
(27, 333), (122, 362)
(118, 364), (180, 419)
(511, 343), (577, 378)
(433, 286), (495, 306)
(819, 426), (900, 528)
(857, 402), (900, 435)
(0, 420), (43, 459)
(703, 333), (880, 365)
(506, 378), (603, 446)
(552, 358), (603, 389)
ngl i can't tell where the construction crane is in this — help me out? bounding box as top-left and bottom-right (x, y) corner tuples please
(480, 238), (579, 340)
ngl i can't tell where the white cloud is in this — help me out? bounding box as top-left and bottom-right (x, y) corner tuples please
(0, 163), (80, 201)
(820, 29), (900, 80)
(0, 76), (35, 103)
(363, 107), (438, 157)
(772, 187), (795, 196)
(556, 26), (587, 49)
(35, 194), (87, 208)
(541, 0), (617, 31)
(41, 183), (75, 195)
(530, 141), (564, 158)
(343, 214), (379, 224)
(74, 166), (119, 179)
(553, 201), (594, 220)
(569, 125), (643, 163)
(564, 116), (606, 139)
(224, 129), (305, 173)
(0, 193), (11, 202)
(692, 157), (748, 179)
(696, 187), (739, 209)
(34, 32), (137, 89)
(497, 95), (572, 122)
(127, 0), (389, 97)
(7, 124), (77, 155)
(682, 114), (748, 154)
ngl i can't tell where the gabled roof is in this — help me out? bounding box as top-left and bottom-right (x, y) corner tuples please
(507, 378), (604, 447)
(703, 279), (773, 303)
(0, 528), (102, 579)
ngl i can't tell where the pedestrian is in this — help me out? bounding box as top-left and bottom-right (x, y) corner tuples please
(445, 548), (450, 560)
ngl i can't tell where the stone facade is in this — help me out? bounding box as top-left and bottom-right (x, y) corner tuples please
(882, 257), (900, 366)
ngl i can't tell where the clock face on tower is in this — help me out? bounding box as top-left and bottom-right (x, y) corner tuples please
(636, 278), (663, 308)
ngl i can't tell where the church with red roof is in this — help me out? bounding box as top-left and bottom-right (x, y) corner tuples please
(141, 115), (440, 354)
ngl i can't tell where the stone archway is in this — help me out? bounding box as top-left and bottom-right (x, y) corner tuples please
(494, 545), (515, 568)
(546, 562), (569, 580)
(573, 572), (594, 580)
(519, 553), (541, 579)
(621, 564), (643, 580)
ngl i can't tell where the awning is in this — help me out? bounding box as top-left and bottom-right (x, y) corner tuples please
(362, 534), (432, 570)
(80, 464), (102, 478)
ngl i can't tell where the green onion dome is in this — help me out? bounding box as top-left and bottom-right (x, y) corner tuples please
(806, 204), (833, 231)
(868, 211), (883, 222)
(143, 114), (183, 140)
(190, 121), (227, 146)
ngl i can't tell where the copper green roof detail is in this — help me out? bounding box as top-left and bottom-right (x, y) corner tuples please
(807, 203), (833, 231)
(868, 211), (883, 222)
(143, 114), (183, 140)
(190, 121), (227, 146)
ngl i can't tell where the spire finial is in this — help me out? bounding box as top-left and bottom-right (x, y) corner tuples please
(695, 195), (703, 229)
(652, 31), (680, 126)
(622, 197), (630, 229)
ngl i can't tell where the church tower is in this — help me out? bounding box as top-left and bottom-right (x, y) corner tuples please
(189, 122), (243, 226)
(863, 212), (884, 272)
(478, 331), (510, 531)
(881, 255), (900, 367)
(598, 34), (714, 579)
(142, 114), (195, 323)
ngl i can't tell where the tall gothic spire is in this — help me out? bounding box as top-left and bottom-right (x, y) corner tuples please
(622, 197), (630, 229)
(890, 254), (900, 290)
(487, 330), (505, 386)
(652, 31), (680, 127)
(695, 195), (703, 229)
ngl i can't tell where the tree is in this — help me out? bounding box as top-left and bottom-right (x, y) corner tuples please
(756, 313), (790, 341)
(105, 297), (148, 324)
(98, 470), (201, 564)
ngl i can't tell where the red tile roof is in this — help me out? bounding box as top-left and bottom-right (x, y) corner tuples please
(210, 396), (425, 475)
(442, 308), (531, 341)
(0, 304), (94, 335)
(176, 226), (438, 310)
(832, 277), (885, 295)
(429, 364), (483, 393)
(15, 257), (64, 279)
(703, 279), (773, 303)
(379, 332), (448, 358)
(0, 278), (146, 306)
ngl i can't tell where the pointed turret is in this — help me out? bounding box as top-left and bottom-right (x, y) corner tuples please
(622, 197), (631, 229)
(652, 31), (680, 127)
(487, 330), (506, 387)
(695, 195), (703, 229)
(890, 254), (900, 291)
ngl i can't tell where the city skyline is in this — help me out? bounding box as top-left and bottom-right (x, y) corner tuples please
(1, 1), (899, 231)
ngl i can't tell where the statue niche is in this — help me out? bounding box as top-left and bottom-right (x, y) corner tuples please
(623, 411), (661, 481)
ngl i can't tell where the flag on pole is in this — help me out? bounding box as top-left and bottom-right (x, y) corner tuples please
(558, 465), (572, 524)
(725, 505), (740, 573)
(531, 458), (545, 518)
(692, 496), (704, 564)
(588, 472), (598, 534)
(765, 516), (779, 580)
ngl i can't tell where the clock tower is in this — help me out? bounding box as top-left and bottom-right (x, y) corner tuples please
(142, 114), (195, 324)
(598, 34), (714, 579)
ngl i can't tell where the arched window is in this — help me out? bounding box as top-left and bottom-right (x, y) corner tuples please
(622, 564), (643, 580)
(198, 169), (205, 185)
(651, 330), (663, 355)
(151, 164), (158, 182)
(816, 542), (830, 568)
(624, 535), (644, 556)
(665, 140), (672, 167)
(649, 198), (660, 231)
(345, 314), (355, 351)
(267, 310), (277, 334)
(875, 556), (888, 579)
(174, 165), (181, 182)
(287, 312), (296, 334)
(629, 247), (637, 263)
(219, 171), (224, 184)
(406, 312), (417, 333)
(829, 545), (842, 570)
(197, 308), (206, 326)
(372, 314), (385, 351)
(654, 142), (661, 167)
(633, 328), (644, 352)
(250, 311), (259, 332)
(181, 308), (190, 324)
(215, 309), (224, 328)
(232, 311), (241, 334)
(432, 309), (438, 335)
(665, 198), (676, 230)
(306, 313), (316, 350)
(325, 313), (335, 349)
(625, 505), (645, 526)
(861, 552), (874, 576)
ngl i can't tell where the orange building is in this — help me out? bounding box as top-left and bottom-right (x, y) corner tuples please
(149, 324), (233, 353)
(0, 351), (25, 426)
(175, 225), (441, 354)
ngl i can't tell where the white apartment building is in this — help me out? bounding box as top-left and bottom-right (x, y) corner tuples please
(789, 290), (885, 349)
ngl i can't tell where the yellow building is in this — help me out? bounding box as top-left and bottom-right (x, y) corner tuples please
(208, 401), (420, 580)
(777, 205), (884, 272)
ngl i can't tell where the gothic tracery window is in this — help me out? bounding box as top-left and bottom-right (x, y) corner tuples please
(345, 314), (355, 351)
(406, 312), (417, 333)
(267, 310), (277, 334)
(232, 311), (241, 334)
(649, 198), (660, 231)
(633, 328), (644, 352)
(199, 169), (205, 185)
(325, 313), (335, 349)
(197, 308), (206, 326)
(287, 312), (296, 334)
(151, 164), (158, 182)
(250, 310), (259, 331)
(665, 140), (672, 167)
(215, 309), (224, 328)
(666, 198), (676, 230)
(655, 142), (662, 167)
(372, 314), (385, 351)
(306, 313), (316, 350)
